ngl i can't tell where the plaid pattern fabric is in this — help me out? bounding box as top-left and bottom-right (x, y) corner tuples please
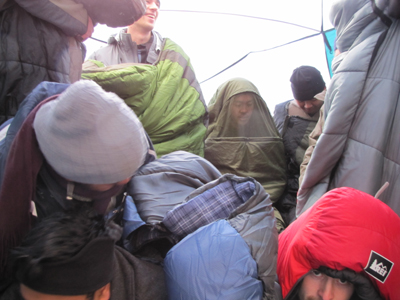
(163, 180), (255, 238)
(232, 180), (256, 202)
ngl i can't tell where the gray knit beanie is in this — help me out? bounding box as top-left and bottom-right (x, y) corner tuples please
(33, 80), (148, 184)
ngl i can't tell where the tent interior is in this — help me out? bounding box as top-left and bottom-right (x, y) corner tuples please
(84, 0), (336, 110)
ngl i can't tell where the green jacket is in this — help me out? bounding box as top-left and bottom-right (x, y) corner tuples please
(82, 38), (207, 158)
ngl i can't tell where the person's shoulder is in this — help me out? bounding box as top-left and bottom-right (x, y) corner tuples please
(87, 30), (127, 62)
(278, 99), (292, 106)
(152, 30), (164, 47)
(88, 44), (109, 59)
(153, 30), (163, 40)
(105, 29), (129, 46)
(275, 100), (291, 112)
(86, 44), (115, 64)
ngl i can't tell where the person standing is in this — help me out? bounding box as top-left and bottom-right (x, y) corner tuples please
(84, 0), (208, 158)
(297, 0), (400, 217)
(273, 66), (326, 226)
(0, 0), (146, 124)
(88, 0), (161, 65)
(205, 78), (287, 232)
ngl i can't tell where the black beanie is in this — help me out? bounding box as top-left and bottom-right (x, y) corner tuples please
(290, 66), (325, 101)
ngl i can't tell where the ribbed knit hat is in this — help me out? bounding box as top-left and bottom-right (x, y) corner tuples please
(33, 80), (148, 184)
(290, 66), (325, 101)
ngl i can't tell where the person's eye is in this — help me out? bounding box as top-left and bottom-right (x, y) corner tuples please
(338, 278), (349, 285)
(312, 270), (322, 276)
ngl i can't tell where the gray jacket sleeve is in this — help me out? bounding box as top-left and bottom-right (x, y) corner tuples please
(13, 0), (145, 36)
(76, 0), (146, 27)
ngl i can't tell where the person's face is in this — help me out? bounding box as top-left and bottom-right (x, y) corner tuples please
(299, 270), (355, 300)
(20, 283), (110, 300)
(230, 93), (255, 126)
(86, 177), (131, 192)
(134, 0), (160, 32)
(294, 98), (324, 117)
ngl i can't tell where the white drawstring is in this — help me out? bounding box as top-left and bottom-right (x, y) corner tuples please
(375, 182), (389, 199)
(66, 182), (75, 200)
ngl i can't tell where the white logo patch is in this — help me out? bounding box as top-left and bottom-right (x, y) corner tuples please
(364, 251), (393, 283)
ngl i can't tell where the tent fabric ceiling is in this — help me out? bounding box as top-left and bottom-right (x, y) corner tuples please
(84, 0), (335, 109)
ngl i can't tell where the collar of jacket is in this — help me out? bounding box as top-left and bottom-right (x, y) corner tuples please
(111, 29), (163, 64)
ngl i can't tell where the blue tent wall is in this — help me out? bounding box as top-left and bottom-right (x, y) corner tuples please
(324, 28), (337, 78)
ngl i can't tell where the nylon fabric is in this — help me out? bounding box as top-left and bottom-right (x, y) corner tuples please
(0, 4), (72, 123)
(164, 174), (278, 300)
(297, 0), (400, 216)
(127, 151), (221, 225)
(164, 220), (264, 300)
(0, 0), (146, 123)
(81, 38), (207, 157)
(205, 78), (286, 202)
(162, 180), (250, 238)
(278, 187), (400, 299)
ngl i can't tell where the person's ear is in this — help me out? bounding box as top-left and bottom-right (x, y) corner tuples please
(94, 283), (111, 300)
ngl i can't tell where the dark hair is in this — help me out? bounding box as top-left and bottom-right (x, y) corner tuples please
(10, 208), (120, 285)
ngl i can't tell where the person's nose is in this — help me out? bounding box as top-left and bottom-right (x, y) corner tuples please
(318, 278), (334, 300)
(239, 106), (248, 114)
(304, 101), (313, 109)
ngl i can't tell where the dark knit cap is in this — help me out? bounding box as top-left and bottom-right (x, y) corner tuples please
(16, 237), (116, 295)
(290, 66), (325, 101)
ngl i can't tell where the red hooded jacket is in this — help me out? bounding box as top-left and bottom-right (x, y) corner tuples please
(278, 187), (400, 299)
